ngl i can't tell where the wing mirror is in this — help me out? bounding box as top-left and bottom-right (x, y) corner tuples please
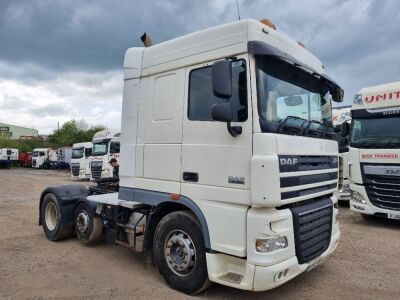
(341, 121), (350, 137)
(212, 60), (232, 99)
(211, 60), (241, 137)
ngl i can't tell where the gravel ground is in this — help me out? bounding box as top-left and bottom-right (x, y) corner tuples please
(0, 168), (400, 299)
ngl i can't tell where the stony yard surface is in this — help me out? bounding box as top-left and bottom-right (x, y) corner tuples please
(1, 168), (399, 299)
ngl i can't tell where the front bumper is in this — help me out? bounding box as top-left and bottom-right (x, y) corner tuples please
(206, 230), (340, 291)
(350, 183), (399, 218)
(206, 195), (340, 291)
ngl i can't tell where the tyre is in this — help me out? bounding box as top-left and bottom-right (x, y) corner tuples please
(75, 202), (103, 245)
(153, 211), (211, 295)
(41, 193), (73, 241)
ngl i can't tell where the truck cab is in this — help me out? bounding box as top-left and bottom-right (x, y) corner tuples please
(71, 142), (93, 179)
(0, 148), (19, 168)
(90, 130), (120, 180)
(32, 148), (57, 169)
(349, 81), (400, 220)
(39, 19), (344, 294)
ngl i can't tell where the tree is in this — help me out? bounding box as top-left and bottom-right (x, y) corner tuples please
(47, 119), (107, 147)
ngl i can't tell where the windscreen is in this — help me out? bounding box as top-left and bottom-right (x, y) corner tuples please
(351, 116), (400, 148)
(72, 148), (84, 159)
(32, 151), (39, 157)
(256, 56), (334, 138)
(92, 142), (108, 156)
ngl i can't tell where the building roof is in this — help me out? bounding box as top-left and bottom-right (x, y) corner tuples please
(0, 122), (38, 133)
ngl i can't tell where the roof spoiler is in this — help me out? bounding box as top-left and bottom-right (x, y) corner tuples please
(248, 41), (344, 102)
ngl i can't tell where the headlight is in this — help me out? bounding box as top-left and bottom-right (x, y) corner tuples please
(256, 236), (288, 253)
(350, 190), (366, 204)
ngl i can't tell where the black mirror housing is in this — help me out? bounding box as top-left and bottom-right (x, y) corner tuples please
(341, 121), (350, 137)
(212, 60), (232, 99)
(211, 102), (233, 122)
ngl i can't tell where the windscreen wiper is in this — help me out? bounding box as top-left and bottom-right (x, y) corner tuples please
(278, 116), (308, 134)
(379, 137), (400, 148)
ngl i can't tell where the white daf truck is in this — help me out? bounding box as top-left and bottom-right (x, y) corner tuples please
(333, 106), (351, 201)
(90, 130), (120, 180)
(32, 148), (58, 168)
(0, 148), (19, 168)
(38, 19), (344, 294)
(71, 142), (93, 179)
(349, 81), (400, 220)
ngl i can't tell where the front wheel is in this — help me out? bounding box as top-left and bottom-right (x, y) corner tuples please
(153, 211), (211, 295)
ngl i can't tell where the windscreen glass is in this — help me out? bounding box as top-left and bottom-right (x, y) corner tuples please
(72, 148), (84, 159)
(351, 117), (400, 148)
(92, 142), (108, 156)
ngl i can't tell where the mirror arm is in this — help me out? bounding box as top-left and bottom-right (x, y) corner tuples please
(227, 122), (242, 137)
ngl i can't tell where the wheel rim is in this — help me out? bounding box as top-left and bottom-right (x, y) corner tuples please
(45, 202), (58, 231)
(164, 230), (196, 276)
(76, 210), (90, 234)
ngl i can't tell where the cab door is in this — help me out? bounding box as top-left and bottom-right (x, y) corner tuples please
(181, 56), (252, 255)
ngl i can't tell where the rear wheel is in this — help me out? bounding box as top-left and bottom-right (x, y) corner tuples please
(75, 202), (103, 245)
(153, 211), (210, 295)
(41, 193), (73, 241)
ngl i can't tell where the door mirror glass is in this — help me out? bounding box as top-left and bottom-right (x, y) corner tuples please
(212, 60), (232, 99)
(211, 102), (233, 122)
(341, 121), (350, 137)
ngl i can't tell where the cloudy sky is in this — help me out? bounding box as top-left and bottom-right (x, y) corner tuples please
(0, 0), (399, 134)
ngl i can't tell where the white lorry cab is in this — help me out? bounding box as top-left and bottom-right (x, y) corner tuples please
(38, 19), (344, 294)
(32, 148), (58, 169)
(90, 130), (120, 180)
(349, 81), (400, 220)
(71, 142), (93, 179)
(0, 148), (19, 168)
(333, 106), (352, 201)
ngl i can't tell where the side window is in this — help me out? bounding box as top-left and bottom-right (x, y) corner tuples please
(188, 60), (247, 122)
(110, 142), (120, 154)
(85, 148), (92, 157)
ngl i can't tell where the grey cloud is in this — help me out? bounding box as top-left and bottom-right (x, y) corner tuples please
(0, 0), (399, 131)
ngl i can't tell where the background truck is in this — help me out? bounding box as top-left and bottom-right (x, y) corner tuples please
(0, 148), (19, 168)
(56, 147), (73, 169)
(32, 148), (58, 169)
(332, 106), (352, 201)
(38, 19), (344, 294)
(349, 81), (400, 220)
(18, 152), (32, 167)
(90, 130), (120, 180)
(70, 142), (93, 179)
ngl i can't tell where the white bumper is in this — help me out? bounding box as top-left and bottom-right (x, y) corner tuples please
(350, 183), (399, 218)
(206, 195), (340, 291)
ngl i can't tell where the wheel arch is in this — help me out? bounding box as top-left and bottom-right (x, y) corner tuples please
(39, 185), (89, 226)
(118, 187), (211, 252)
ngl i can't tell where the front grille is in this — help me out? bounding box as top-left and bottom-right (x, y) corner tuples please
(362, 164), (400, 211)
(71, 164), (80, 177)
(290, 198), (333, 264)
(91, 162), (103, 179)
(279, 155), (338, 201)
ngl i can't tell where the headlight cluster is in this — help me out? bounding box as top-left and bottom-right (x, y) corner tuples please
(256, 236), (288, 253)
(350, 190), (366, 204)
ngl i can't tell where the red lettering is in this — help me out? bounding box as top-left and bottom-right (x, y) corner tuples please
(365, 96), (374, 103)
(376, 94), (386, 101)
(395, 91), (400, 99)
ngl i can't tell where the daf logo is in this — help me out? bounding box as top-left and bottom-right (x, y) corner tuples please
(386, 169), (400, 175)
(228, 176), (245, 185)
(280, 158), (298, 165)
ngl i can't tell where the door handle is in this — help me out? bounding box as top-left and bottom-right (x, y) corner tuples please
(183, 172), (198, 182)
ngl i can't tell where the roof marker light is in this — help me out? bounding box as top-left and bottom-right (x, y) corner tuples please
(260, 18), (276, 30)
(298, 41), (305, 48)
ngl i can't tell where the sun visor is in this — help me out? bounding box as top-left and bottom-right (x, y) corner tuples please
(248, 41), (344, 102)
